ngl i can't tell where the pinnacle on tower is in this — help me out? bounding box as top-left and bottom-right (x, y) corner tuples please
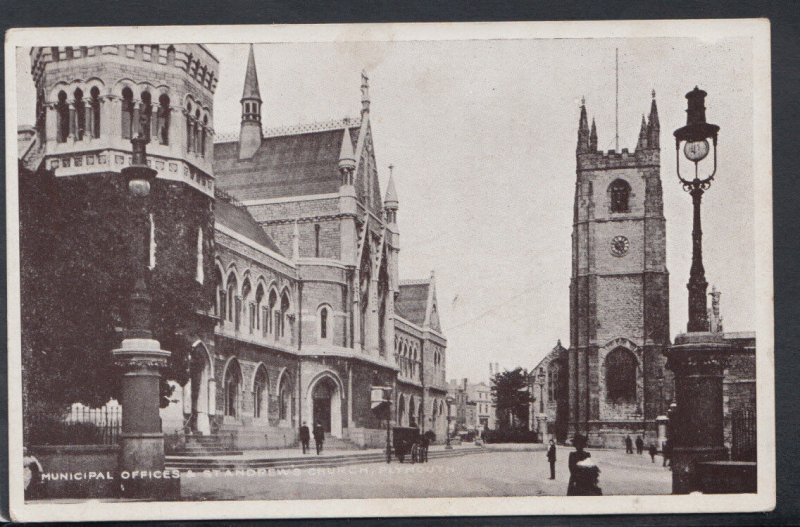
(577, 98), (590, 154)
(361, 70), (370, 116)
(636, 114), (648, 150)
(338, 126), (356, 185)
(241, 44), (262, 102)
(647, 90), (660, 149)
(239, 44), (263, 160)
(589, 118), (598, 152)
(384, 165), (399, 212)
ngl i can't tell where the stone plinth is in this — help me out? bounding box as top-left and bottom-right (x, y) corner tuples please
(665, 332), (731, 494)
(112, 338), (179, 499)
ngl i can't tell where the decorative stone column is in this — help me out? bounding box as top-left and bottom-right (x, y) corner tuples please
(665, 332), (731, 493)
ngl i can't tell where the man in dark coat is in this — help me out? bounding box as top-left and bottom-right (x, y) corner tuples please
(635, 435), (644, 455)
(625, 435), (633, 454)
(299, 421), (310, 454)
(313, 421), (325, 455)
(546, 439), (557, 480)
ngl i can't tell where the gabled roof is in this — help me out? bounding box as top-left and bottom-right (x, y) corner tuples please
(215, 198), (283, 255)
(396, 273), (441, 332)
(213, 125), (360, 202)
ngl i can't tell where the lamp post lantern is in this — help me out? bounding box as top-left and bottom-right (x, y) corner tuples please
(673, 86), (720, 333)
(112, 137), (176, 498)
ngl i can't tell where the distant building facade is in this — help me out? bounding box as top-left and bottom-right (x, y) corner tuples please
(448, 378), (496, 434)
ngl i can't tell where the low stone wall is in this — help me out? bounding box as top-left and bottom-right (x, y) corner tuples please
(346, 427), (389, 448)
(219, 425), (298, 450)
(29, 444), (119, 499)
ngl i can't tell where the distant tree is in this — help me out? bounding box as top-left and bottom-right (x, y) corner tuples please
(490, 367), (532, 431)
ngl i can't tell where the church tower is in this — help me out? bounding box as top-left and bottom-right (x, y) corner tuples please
(568, 93), (670, 447)
(239, 44), (262, 160)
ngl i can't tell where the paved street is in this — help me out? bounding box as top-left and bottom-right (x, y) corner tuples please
(180, 447), (671, 500)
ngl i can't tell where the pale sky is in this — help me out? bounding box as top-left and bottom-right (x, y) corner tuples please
(16, 36), (756, 384)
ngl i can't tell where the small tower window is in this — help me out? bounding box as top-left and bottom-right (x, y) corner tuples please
(158, 94), (170, 145)
(90, 87), (101, 138)
(121, 87), (134, 139)
(56, 91), (69, 143)
(73, 88), (85, 140)
(609, 179), (631, 213)
(166, 45), (175, 65)
(314, 224), (321, 257)
(320, 306), (329, 340)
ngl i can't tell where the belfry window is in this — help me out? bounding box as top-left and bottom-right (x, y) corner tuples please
(90, 87), (101, 138)
(140, 91), (152, 141)
(158, 94), (170, 144)
(73, 88), (85, 140)
(609, 179), (631, 213)
(605, 347), (637, 403)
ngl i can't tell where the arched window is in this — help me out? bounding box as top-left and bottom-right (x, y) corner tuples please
(319, 306), (329, 340)
(201, 115), (208, 157)
(140, 91), (152, 140)
(73, 88), (85, 140)
(253, 365), (268, 419)
(186, 102), (194, 152)
(194, 109), (201, 155)
(280, 291), (291, 339)
(121, 87), (134, 139)
(195, 228), (204, 284)
(278, 374), (292, 421)
(90, 87), (101, 138)
(226, 272), (238, 325)
(56, 91), (69, 143)
(214, 267), (224, 320)
(605, 347), (638, 403)
(241, 278), (252, 333)
(224, 359), (242, 417)
(255, 284), (264, 332)
(157, 94), (170, 144)
(268, 289), (277, 337)
(314, 224), (321, 257)
(166, 45), (175, 65)
(548, 362), (560, 401)
(609, 179), (631, 213)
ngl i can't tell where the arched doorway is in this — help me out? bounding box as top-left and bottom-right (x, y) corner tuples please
(188, 343), (213, 434)
(307, 373), (342, 438)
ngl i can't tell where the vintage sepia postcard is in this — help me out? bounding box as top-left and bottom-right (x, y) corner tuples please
(5, 19), (774, 522)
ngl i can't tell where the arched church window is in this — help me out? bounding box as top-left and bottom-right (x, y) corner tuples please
(223, 359), (242, 417)
(319, 306), (329, 340)
(241, 278), (252, 333)
(609, 179), (631, 213)
(121, 87), (134, 139)
(280, 291), (291, 339)
(90, 87), (101, 138)
(73, 88), (85, 140)
(56, 91), (69, 143)
(268, 289), (277, 338)
(226, 272), (238, 325)
(605, 347), (637, 403)
(254, 284), (264, 332)
(548, 362), (560, 401)
(214, 267), (224, 321)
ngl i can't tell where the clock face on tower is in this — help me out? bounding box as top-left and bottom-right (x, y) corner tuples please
(610, 235), (629, 257)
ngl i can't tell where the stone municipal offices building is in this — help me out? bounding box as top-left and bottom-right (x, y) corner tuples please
(20, 44), (449, 449)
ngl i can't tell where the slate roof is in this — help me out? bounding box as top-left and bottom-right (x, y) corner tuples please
(396, 282), (430, 326)
(215, 197), (283, 255)
(213, 126), (360, 202)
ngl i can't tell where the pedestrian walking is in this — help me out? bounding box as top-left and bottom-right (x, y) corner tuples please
(648, 443), (657, 463)
(567, 434), (601, 495)
(635, 435), (644, 455)
(299, 421), (310, 454)
(625, 435), (633, 454)
(313, 421), (325, 455)
(662, 439), (672, 468)
(546, 439), (557, 480)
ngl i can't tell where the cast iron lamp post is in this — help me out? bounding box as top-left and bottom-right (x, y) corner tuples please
(445, 395), (454, 450)
(673, 86), (720, 333)
(666, 88), (732, 493)
(112, 137), (175, 498)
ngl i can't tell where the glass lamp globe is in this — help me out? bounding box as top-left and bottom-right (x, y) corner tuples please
(128, 179), (151, 197)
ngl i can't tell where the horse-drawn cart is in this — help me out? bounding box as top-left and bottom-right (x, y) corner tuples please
(392, 427), (433, 463)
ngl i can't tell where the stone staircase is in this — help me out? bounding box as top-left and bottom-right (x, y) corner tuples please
(173, 434), (243, 457)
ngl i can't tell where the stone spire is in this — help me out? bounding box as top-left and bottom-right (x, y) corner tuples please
(589, 118), (598, 152)
(239, 44), (263, 160)
(577, 98), (590, 154)
(338, 126), (356, 186)
(384, 164), (398, 224)
(647, 90), (660, 149)
(361, 70), (370, 116)
(636, 114), (648, 150)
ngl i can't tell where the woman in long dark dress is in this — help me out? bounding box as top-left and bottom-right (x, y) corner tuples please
(567, 434), (601, 495)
